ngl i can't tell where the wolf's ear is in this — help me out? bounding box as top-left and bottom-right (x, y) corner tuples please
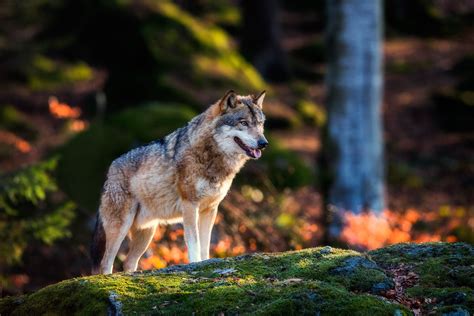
(211, 90), (236, 116)
(220, 90), (237, 111)
(254, 90), (266, 109)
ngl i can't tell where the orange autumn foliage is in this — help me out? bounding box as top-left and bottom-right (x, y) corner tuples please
(0, 130), (31, 153)
(48, 96), (81, 119)
(138, 206), (467, 271)
(341, 209), (459, 249)
(69, 120), (87, 132)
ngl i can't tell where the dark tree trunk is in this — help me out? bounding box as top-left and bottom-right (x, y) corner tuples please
(324, 0), (384, 238)
(240, 0), (290, 82)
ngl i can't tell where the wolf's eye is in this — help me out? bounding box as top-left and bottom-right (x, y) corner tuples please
(240, 121), (248, 127)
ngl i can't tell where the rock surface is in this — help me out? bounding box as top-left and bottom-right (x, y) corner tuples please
(0, 242), (472, 315)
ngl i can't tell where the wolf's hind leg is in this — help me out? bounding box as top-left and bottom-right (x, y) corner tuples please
(123, 224), (157, 272)
(100, 198), (136, 274)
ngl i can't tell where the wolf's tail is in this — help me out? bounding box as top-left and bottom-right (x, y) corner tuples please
(90, 212), (106, 274)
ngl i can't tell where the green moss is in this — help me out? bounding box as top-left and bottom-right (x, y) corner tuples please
(369, 243), (474, 281)
(407, 287), (474, 314)
(6, 242), (463, 314)
(370, 243), (474, 314)
(0, 295), (25, 315)
(1, 246), (414, 315)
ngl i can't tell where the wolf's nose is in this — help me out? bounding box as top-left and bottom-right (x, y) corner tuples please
(257, 139), (269, 149)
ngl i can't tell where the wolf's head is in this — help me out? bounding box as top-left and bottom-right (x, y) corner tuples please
(211, 90), (268, 159)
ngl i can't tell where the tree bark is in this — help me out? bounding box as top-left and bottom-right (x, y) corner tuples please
(324, 0), (384, 237)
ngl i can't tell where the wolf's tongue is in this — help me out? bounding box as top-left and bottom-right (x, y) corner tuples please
(253, 149), (262, 159)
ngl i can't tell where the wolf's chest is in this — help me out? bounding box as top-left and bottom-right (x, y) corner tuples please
(195, 177), (232, 199)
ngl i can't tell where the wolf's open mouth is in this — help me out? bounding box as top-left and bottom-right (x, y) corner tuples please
(234, 137), (261, 159)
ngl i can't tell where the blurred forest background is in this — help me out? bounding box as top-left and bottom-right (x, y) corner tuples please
(1, 0), (473, 296)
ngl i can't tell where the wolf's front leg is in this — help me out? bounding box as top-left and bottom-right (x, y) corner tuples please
(182, 200), (201, 262)
(199, 208), (218, 260)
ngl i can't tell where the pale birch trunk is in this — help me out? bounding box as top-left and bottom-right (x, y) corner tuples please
(325, 0), (384, 237)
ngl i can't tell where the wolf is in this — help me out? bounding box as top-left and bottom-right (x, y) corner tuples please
(90, 90), (268, 274)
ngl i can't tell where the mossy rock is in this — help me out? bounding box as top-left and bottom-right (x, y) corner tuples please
(56, 103), (196, 212)
(2, 243), (472, 315)
(370, 242), (474, 315)
(370, 243), (474, 289)
(0, 245), (414, 315)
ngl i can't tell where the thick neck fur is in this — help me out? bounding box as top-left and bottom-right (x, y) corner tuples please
(175, 107), (248, 183)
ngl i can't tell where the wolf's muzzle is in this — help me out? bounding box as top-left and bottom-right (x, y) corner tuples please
(257, 137), (269, 149)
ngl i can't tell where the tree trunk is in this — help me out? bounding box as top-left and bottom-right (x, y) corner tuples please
(324, 0), (384, 238)
(240, 0), (290, 82)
